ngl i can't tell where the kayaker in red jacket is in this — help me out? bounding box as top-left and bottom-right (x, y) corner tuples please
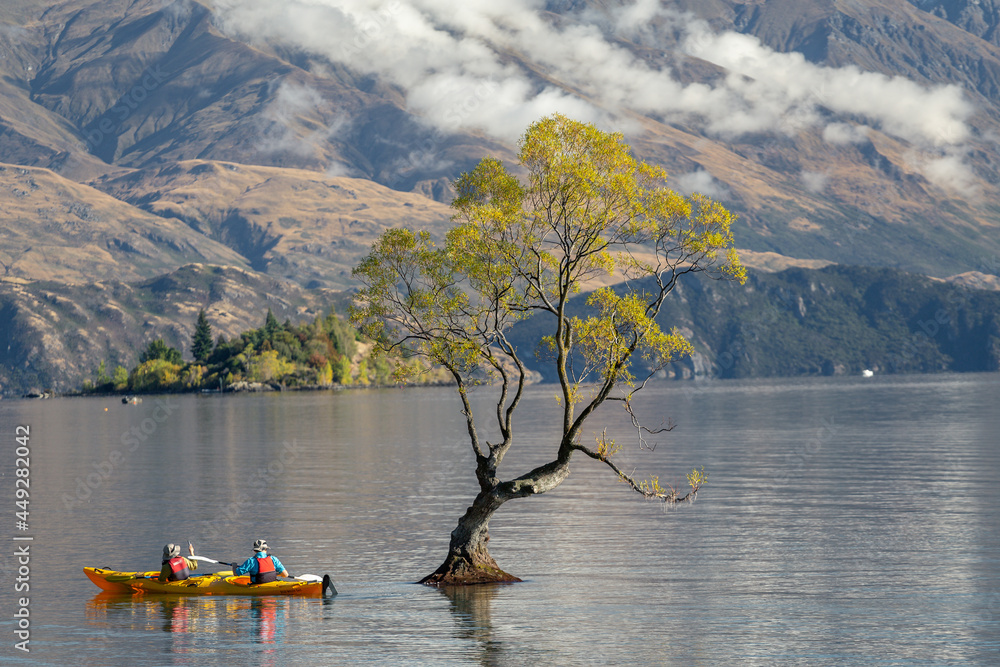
(159, 542), (198, 582)
(233, 539), (289, 584)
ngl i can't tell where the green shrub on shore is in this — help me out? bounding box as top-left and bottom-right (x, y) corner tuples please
(81, 307), (446, 394)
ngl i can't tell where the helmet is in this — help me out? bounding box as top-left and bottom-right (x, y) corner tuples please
(162, 543), (180, 559)
(253, 539), (269, 552)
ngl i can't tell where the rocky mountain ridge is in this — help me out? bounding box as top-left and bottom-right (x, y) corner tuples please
(1, 0), (1000, 394)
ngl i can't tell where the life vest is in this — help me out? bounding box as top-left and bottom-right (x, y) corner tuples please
(163, 556), (191, 581)
(251, 554), (277, 584)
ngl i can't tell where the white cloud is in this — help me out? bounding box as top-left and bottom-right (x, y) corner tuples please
(911, 151), (981, 199)
(612, 0), (662, 34)
(325, 161), (353, 177)
(254, 81), (349, 158)
(800, 171), (828, 194)
(212, 0), (976, 191)
(681, 25), (971, 147)
(673, 169), (729, 199)
(822, 123), (871, 145)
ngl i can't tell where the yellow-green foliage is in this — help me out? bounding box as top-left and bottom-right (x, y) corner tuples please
(596, 430), (621, 459)
(350, 114), (739, 508)
(573, 288), (695, 388)
(181, 364), (207, 388)
(130, 359), (182, 392)
(638, 476), (668, 497)
(334, 356), (352, 385)
(316, 360), (334, 386)
(245, 350), (296, 383)
(687, 467), (709, 489)
(353, 114), (743, 399)
(79, 304), (426, 395)
(112, 365), (129, 391)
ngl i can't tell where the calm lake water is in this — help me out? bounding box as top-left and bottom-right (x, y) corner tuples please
(1, 373), (998, 665)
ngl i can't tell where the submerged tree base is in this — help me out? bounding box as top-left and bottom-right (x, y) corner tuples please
(418, 556), (522, 586)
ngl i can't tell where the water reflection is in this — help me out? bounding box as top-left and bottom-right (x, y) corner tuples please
(159, 598), (201, 634)
(88, 593), (219, 631)
(9, 376), (1000, 664)
(86, 593), (291, 663)
(86, 592), (143, 619)
(440, 584), (511, 666)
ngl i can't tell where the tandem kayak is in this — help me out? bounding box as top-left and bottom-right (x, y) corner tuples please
(84, 567), (333, 596)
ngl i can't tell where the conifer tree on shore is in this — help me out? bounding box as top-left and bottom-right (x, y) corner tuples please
(191, 310), (213, 362)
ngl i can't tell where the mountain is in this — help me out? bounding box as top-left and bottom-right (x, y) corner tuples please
(88, 159), (454, 289)
(1, 0), (998, 274)
(0, 0), (504, 190)
(0, 263), (344, 394)
(662, 263), (1000, 378)
(1, 0), (1000, 394)
(510, 264), (1000, 381)
(0, 162), (248, 283)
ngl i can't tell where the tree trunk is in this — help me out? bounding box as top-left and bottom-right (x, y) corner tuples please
(418, 490), (521, 586)
(419, 460), (573, 586)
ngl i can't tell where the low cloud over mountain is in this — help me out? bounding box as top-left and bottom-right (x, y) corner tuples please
(214, 0), (977, 190)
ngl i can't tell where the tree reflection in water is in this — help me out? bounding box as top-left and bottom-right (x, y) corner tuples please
(440, 584), (513, 665)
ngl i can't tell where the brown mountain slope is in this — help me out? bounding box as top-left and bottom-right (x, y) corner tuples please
(722, 0), (1000, 108)
(2, 0), (1000, 398)
(630, 114), (1000, 275)
(15, 0), (505, 191)
(3, 0), (994, 275)
(916, 0), (1000, 46)
(0, 10), (116, 180)
(89, 159), (456, 289)
(0, 263), (341, 394)
(0, 162), (248, 284)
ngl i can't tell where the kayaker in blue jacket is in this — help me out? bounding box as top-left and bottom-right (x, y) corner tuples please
(233, 539), (289, 584)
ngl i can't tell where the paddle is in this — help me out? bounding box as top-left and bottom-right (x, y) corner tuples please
(189, 556), (337, 595)
(189, 555), (237, 567)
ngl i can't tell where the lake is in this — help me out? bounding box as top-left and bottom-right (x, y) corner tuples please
(1, 373), (998, 665)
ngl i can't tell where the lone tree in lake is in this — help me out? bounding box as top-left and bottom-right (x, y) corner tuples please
(351, 114), (746, 585)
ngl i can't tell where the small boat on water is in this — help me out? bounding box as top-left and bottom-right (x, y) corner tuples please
(84, 567), (334, 596)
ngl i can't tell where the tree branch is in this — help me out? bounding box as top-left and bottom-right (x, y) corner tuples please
(570, 443), (701, 503)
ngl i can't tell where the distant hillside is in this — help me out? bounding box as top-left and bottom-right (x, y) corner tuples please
(0, 162), (248, 283)
(0, 263), (343, 395)
(511, 264), (1000, 382)
(2, 259), (997, 396)
(2, 0), (1000, 394)
(0, 0), (998, 275)
(89, 160), (454, 289)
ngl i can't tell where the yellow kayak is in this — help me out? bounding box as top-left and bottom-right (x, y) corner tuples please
(84, 567), (329, 596)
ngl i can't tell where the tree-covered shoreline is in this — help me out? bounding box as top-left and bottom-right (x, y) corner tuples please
(78, 307), (450, 395)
